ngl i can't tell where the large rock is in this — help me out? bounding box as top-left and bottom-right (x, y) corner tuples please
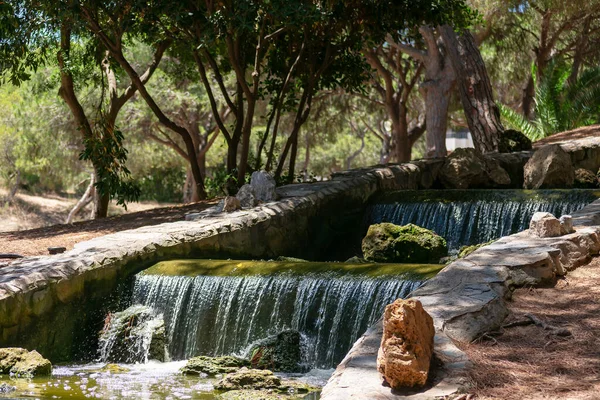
(439, 147), (511, 189)
(250, 171), (277, 203)
(574, 168), (599, 188)
(236, 184), (257, 209)
(247, 330), (306, 373)
(214, 367), (281, 391)
(98, 305), (168, 363)
(181, 356), (249, 376)
(362, 223), (447, 263)
(377, 299), (434, 388)
(529, 212), (562, 238)
(523, 144), (575, 189)
(0, 348), (52, 377)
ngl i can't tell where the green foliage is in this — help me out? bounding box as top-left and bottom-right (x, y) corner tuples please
(79, 121), (140, 209)
(137, 166), (185, 203)
(501, 62), (600, 140)
(205, 165), (237, 199)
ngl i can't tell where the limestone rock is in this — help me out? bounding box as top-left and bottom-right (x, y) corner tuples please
(223, 196), (241, 212)
(529, 212), (562, 238)
(247, 330), (306, 373)
(377, 299), (434, 388)
(236, 184), (257, 209)
(498, 129), (532, 153)
(362, 223), (447, 263)
(523, 144), (575, 189)
(181, 356), (249, 376)
(439, 148), (511, 189)
(574, 168), (599, 188)
(214, 367), (281, 391)
(0, 348), (52, 377)
(560, 215), (574, 235)
(251, 171), (278, 203)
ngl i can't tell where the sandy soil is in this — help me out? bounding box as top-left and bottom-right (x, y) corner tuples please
(0, 192), (217, 257)
(462, 256), (600, 399)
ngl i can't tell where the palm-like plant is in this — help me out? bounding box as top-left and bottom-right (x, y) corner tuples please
(500, 62), (600, 141)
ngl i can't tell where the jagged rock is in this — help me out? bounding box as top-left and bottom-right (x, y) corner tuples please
(98, 305), (168, 363)
(223, 196), (242, 212)
(0, 348), (52, 377)
(498, 129), (532, 153)
(251, 171), (278, 203)
(560, 215), (574, 235)
(529, 212), (562, 238)
(439, 147), (511, 189)
(214, 367), (281, 391)
(236, 184), (257, 209)
(377, 299), (434, 389)
(247, 330), (306, 373)
(523, 144), (575, 189)
(362, 223), (447, 263)
(574, 168), (599, 188)
(181, 356), (249, 376)
(0, 383), (15, 393)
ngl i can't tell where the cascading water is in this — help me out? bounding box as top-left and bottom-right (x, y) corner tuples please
(365, 189), (599, 250)
(131, 262), (426, 369)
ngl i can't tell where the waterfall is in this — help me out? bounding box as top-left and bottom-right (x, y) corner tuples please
(132, 273), (421, 368)
(365, 189), (599, 250)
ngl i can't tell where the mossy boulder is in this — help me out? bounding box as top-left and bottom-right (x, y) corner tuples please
(181, 356), (249, 376)
(214, 367), (281, 390)
(247, 330), (305, 373)
(0, 348), (52, 377)
(574, 168), (599, 188)
(499, 129), (532, 153)
(362, 223), (447, 263)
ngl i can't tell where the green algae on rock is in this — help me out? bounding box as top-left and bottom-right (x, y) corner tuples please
(362, 223), (447, 264)
(458, 240), (496, 259)
(248, 330), (305, 373)
(140, 259), (443, 281)
(215, 367), (281, 390)
(181, 356), (249, 376)
(0, 348), (52, 377)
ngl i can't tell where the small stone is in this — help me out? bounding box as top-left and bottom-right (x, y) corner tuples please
(48, 247), (67, 255)
(236, 184), (257, 209)
(223, 196), (241, 212)
(377, 299), (434, 388)
(0, 383), (15, 393)
(251, 171), (278, 203)
(529, 212), (562, 238)
(214, 367), (281, 391)
(559, 215), (574, 235)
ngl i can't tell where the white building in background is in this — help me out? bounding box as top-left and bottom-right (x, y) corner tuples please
(445, 128), (474, 151)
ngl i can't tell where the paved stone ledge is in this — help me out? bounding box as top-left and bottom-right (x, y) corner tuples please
(321, 200), (600, 399)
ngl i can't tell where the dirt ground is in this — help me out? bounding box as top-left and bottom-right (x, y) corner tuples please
(534, 124), (600, 147)
(0, 198), (217, 257)
(463, 256), (600, 400)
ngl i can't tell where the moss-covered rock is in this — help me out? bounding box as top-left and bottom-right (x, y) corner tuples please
(180, 356), (249, 376)
(0, 348), (51, 377)
(362, 223), (447, 263)
(248, 330), (305, 373)
(458, 240), (496, 258)
(498, 129), (532, 153)
(214, 367), (281, 390)
(574, 168), (599, 188)
(100, 364), (131, 374)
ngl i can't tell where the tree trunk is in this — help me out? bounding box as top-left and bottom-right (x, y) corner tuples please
(522, 75), (536, 119)
(66, 173), (95, 223)
(422, 82), (451, 158)
(440, 25), (503, 154)
(5, 170), (20, 205)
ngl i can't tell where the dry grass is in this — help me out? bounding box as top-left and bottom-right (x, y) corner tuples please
(462, 257), (600, 399)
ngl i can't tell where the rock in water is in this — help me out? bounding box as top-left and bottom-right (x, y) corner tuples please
(247, 330), (306, 372)
(362, 223), (447, 263)
(180, 356), (249, 376)
(250, 171), (277, 203)
(236, 184), (257, 208)
(439, 147), (511, 189)
(377, 299), (434, 389)
(98, 305), (168, 363)
(215, 367), (281, 390)
(0, 348), (52, 377)
(523, 144), (575, 189)
(529, 212), (563, 238)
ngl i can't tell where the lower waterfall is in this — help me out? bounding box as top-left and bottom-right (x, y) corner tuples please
(132, 269), (422, 368)
(365, 189), (599, 250)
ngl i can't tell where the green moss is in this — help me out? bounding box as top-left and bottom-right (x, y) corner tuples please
(362, 223), (447, 264)
(140, 259), (443, 280)
(458, 240), (496, 258)
(181, 356), (250, 376)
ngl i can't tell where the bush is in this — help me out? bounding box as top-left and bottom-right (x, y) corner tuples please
(138, 166), (185, 203)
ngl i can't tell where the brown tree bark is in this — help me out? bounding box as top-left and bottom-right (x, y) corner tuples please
(440, 25), (503, 154)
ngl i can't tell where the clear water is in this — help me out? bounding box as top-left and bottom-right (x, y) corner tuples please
(366, 189), (599, 250)
(0, 362), (321, 399)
